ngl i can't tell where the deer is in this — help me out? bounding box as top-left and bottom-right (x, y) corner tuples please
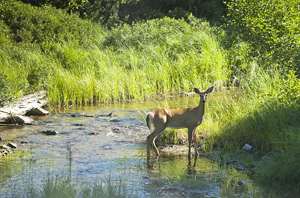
(146, 86), (214, 162)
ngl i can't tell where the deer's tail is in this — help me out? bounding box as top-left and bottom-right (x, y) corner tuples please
(146, 113), (151, 130)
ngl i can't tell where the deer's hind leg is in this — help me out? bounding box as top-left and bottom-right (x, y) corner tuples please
(147, 126), (166, 160)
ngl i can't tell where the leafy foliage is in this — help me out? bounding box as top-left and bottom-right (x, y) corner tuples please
(119, 0), (226, 24)
(225, 0), (300, 70)
(0, 0), (93, 45)
(21, 0), (129, 25)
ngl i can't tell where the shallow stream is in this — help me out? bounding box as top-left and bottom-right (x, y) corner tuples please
(0, 93), (283, 197)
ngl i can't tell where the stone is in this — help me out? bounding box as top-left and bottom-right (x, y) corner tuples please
(2, 150), (9, 156)
(86, 132), (99, 135)
(238, 181), (244, 186)
(0, 145), (10, 149)
(39, 130), (58, 135)
(73, 123), (85, 126)
(7, 142), (17, 149)
(25, 107), (50, 116)
(112, 128), (121, 133)
(108, 119), (120, 122)
(83, 114), (94, 117)
(0, 91), (47, 123)
(5, 115), (37, 125)
(242, 143), (252, 151)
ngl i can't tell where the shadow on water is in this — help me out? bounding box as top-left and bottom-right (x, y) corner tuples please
(0, 95), (293, 197)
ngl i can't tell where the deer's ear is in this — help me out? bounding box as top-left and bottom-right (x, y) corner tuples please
(206, 86), (214, 93)
(194, 88), (201, 94)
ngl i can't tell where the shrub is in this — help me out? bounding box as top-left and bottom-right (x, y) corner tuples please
(119, 0), (226, 24)
(0, 0), (93, 47)
(224, 0), (300, 71)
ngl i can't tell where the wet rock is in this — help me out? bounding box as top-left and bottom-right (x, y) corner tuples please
(25, 107), (50, 116)
(2, 150), (9, 156)
(7, 142), (17, 149)
(39, 120), (54, 124)
(97, 112), (113, 117)
(0, 145), (10, 149)
(73, 123), (85, 126)
(103, 145), (112, 150)
(242, 143), (252, 151)
(0, 91), (47, 124)
(5, 115), (37, 125)
(112, 128), (121, 133)
(107, 112), (113, 117)
(76, 128), (85, 130)
(83, 114), (94, 117)
(39, 130), (58, 135)
(108, 119), (120, 122)
(86, 132), (99, 135)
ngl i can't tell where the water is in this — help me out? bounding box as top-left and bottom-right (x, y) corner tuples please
(0, 94), (282, 197)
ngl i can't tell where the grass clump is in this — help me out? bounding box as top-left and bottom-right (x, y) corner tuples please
(46, 16), (230, 105)
(7, 172), (129, 198)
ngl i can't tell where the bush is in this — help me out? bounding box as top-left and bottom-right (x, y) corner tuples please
(0, 0), (93, 47)
(21, 0), (122, 25)
(119, 0), (226, 24)
(224, 0), (300, 71)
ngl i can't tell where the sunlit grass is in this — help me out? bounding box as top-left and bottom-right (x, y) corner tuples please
(0, 17), (230, 106)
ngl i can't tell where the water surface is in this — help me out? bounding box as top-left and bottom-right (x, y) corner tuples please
(0, 93), (283, 197)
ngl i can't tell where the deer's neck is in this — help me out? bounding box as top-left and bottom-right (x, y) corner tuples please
(196, 101), (205, 117)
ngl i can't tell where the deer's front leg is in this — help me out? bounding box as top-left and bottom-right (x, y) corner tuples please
(187, 128), (193, 161)
(192, 128), (198, 157)
(147, 135), (151, 162)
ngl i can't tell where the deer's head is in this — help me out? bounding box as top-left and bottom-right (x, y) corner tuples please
(194, 86), (214, 103)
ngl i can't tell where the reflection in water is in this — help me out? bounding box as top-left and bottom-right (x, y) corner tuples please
(0, 96), (291, 197)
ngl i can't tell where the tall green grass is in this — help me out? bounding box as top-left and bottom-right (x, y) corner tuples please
(47, 17), (229, 105)
(199, 68), (300, 189)
(0, 1), (229, 106)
